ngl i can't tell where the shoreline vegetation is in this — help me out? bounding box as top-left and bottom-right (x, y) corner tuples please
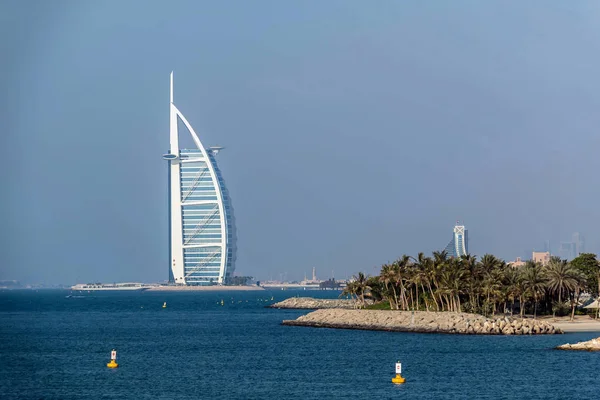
(273, 250), (600, 336)
(341, 251), (600, 321)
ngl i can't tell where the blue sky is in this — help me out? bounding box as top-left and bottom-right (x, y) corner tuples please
(2, 1), (600, 284)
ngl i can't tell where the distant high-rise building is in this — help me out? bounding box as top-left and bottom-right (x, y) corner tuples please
(543, 240), (551, 253)
(444, 222), (469, 258)
(559, 232), (585, 261)
(164, 72), (237, 285)
(559, 242), (574, 260)
(572, 232), (585, 256)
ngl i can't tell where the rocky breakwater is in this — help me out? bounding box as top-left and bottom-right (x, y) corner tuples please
(282, 309), (562, 335)
(556, 337), (600, 351)
(269, 297), (358, 309)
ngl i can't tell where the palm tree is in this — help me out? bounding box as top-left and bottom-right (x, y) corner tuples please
(480, 254), (503, 275)
(521, 261), (547, 318)
(502, 266), (521, 315)
(461, 254), (481, 311)
(422, 255), (439, 311)
(515, 277), (528, 317)
(379, 264), (398, 310)
(431, 251), (448, 310)
(366, 276), (384, 302)
(545, 258), (578, 317)
(341, 281), (358, 306)
(481, 269), (503, 315)
(353, 272), (370, 308)
(419, 255), (435, 311)
(438, 262), (465, 312)
(411, 252), (430, 311)
(394, 255), (412, 310)
(568, 269), (586, 321)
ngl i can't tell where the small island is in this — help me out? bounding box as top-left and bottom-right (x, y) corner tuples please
(556, 337), (600, 351)
(276, 250), (600, 335)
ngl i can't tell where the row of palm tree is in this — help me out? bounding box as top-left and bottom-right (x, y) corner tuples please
(342, 251), (599, 319)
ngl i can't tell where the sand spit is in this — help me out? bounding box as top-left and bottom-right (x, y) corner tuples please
(548, 319), (600, 333)
(282, 309), (562, 335)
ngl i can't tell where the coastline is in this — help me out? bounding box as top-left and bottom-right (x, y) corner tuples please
(538, 316), (600, 333)
(147, 285), (265, 291)
(282, 309), (562, 335)
(272, 298), (600, 334)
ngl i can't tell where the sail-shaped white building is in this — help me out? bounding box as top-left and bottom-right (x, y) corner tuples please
(163, 73), (237, 285)
(443, 221), (468, 258)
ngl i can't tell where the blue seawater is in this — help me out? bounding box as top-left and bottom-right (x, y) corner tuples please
(1, 289), (599, 399)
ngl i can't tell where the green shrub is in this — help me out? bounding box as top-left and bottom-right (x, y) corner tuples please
(365, 301), (392, 310)
(552, 301), (570, 316)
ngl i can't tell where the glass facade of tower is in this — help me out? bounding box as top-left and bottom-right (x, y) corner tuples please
(455, 230), (467, 256)
(444, 227), (468, 258)
(179, 149), (236, 285)
(166, 72), (237, 285)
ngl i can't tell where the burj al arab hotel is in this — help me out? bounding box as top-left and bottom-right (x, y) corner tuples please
(163, 73), (236, 285)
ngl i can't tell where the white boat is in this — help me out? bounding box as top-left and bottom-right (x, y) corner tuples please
(70, 283), (154, 291)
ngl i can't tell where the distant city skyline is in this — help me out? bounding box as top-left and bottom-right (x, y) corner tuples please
(525, 232), (587, 262)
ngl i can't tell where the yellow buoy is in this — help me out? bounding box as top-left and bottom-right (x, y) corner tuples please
(107, 349), (119, 368)
(392, 361), (405, 384)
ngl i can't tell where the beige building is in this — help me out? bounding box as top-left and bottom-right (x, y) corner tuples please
(508, 257), (526, 268)
(532, 251), (551, 266)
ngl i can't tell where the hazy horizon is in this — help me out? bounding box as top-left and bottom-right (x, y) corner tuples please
(3, 1), (600, 285)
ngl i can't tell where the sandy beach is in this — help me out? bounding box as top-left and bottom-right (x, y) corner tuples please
(539, 315), (600, 332)
(147, 285), (265, 291)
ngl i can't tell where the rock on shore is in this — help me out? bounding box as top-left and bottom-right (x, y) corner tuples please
(282, 309), (562, 335)
(269, 297), (359, 309)
(556, 337), (600, 351)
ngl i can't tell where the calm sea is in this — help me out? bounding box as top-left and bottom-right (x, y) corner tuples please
(1, 289), (599, 399)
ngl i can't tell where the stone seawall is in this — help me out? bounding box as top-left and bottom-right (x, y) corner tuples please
(269, 297), (358, 309)
(282, 309), (562, 335)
